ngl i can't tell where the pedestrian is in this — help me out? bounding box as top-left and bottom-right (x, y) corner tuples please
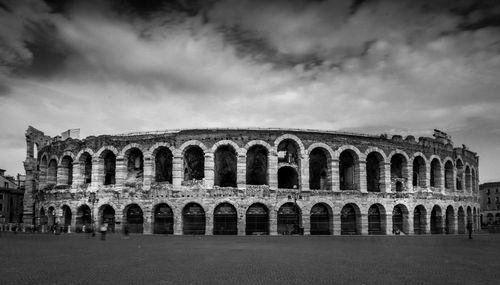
(82, 225), (86, 234)
(100, 223), (107, 240)
(123, 224), (129, 239)
(467, 221), (473, 239)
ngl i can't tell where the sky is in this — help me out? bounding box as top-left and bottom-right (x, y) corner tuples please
(0, 0), (499, 182)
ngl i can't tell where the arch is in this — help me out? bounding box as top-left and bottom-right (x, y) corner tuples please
(79, 151), (93, 184)
(211, 139), (241, 153)
(341, 203), (361, 235)
(214, 144), (237, 187)
(457, 206), (465, 234)
(306, 142), (335, 159)
(244, 140), (273, 153)
(368, 204), (386, 235)
(118, 143), (146, 157)
(58, 151), (75, 165)
(246, 203), (269, 235)
(277, 202), (302, 235)
(466, 206), (472, 223)
(178, 140), (208, 154)
(246, 144), (269, 185)
(390, 151), (409, 192)
(366, 151), (385, 192)
(431, 205), (443, 234)
(430, 157), (442, 189)
(99, 204), (116, 233)
(61, 205), (72, 232)
(124, 204), (144, 234)
(471, 168), (477, 193)
(124, 147), (144, 184)
(413, 205), (427, 234)
(153, 146), (173, 183)
(393, 204), (409, 234)
(39, 155), (48, 185)
(486, 213), (494, 224)
(102, 150), (116, 185)
(95, 145), (119, 159)
(75, 148), (95, 162)
(412, 155), (427, 188)
(455, 159), (464, 191)
(445, 205), (455, 234)
(183, 202), (206, 235)
(339, 149), (359, 190)
(76, 204), (92, 233)
(153, 203), (174, 234)
(213, 202), (238, 235)
(278, 166), (298, 189)
(465, 165), (472, 192)
(183, 145), (205, 181)
(444, 159), (454, 191)
(47, 158), (58, 185)
(310, 203), (332, 235)
(274, 134), (305, 156)
(309, 147), (332, 190)
(363, 147), (388, 161)
(60, 155), (74, 185)
(47, 206), (56, 230)
(149, 142), (175, 155)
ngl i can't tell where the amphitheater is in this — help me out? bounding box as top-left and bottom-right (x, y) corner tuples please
(22, 126), (480, 235)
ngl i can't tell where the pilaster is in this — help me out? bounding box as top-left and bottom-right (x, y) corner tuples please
(268, 152), (278, 189)
(358, 160), (367, 193)
(172, 154), (183, 188)
(204, 152), (214, 189)
(237, 151), (247, 189)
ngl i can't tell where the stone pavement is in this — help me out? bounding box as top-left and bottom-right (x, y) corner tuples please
(0, 233), (499, 285)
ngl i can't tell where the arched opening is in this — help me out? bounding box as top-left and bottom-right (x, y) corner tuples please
(102, 150), (116, 185)
(214, 145), (237, 187)
(412, 156), (426, 188)
(368, 204), (385, 235)
(465, 166), (471, 192)
(339, 150), (358, 190)
(100, 205), (115, 233)
(246, 203), (269, 235)
(413, 205), (427, 235)
(466, 206), (472, 224)
(76, 205), (91, 233)
(277, 202), (302, 235)
(153, 203), (173, 234)
(61, 205), (72, 232)
(125, 148), (144, 184)
(471, 169), (477, 192)
(366, 152), (383, 192)
(393, 204), (409, 234)
(213, 203), (238, 235)
(39, 207), (48, 231)
(47, 159), (58, 185)
(278, 166), (298, 189)
(341, 204), (359, 235)
(310, 203), (331, 235)
(487, 213), (494, 224)
(60, 156), (73, 185)
(183, 203), (205, 235)
(431, 205), (443, 234)
(445, 206), (455, 234)
(246, 145), (268, 185)
(40, 156), (48, 186)
(126, 204), (144, 234)
(430, 158), (441, 189)
(309, 148), (330, 190)
(444, 161), (454, 191)
(391, 154), (407, 192)
(457, 207), (465, 234)
(47, 206), (56, 231)
(183, 146), (205, 181)
(80, 152), (92, 184)
(155, 147), (172, 183)
(456, 160), (464, 191)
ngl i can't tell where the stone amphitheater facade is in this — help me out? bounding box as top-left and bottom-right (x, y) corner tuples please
(22, 126), (480, 235)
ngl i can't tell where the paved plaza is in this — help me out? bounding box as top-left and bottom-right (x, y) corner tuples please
(1, 233), (499, 285)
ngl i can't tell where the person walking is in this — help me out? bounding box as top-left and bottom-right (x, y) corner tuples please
(100, 223), (108, 240)
(467, 221), (473, 239)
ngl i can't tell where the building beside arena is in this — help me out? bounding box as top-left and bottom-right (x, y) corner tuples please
(479, 181), (500, 227)
(22, 126), (480, 235)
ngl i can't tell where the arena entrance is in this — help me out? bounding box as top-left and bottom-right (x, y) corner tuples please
(278, 203), (301, 235)
(76, 205), (91, 232)
(310, 203), (331, 235)
(413, 205), (426, 234)
(154, 204), (173, 234)
(341, 204), (358, 235)
(368, 204), (384, 235)
(126, 204), (144, 234)
(457, 207), (465, 234)
(183, 203), (205, 235)
(100, 205), (115, 232)
(213, 203), (238, 235)
(431, 206), (443, 234)
(61, 205), (72, 233)
(246, 203), (269, 235)
(392, 205), (404, 234)
(445, 206), (454, 234)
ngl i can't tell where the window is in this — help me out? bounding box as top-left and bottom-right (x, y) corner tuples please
(487, 189), (490, 195)
(4, 182), (7, 188)
(488, 197), (491, 204)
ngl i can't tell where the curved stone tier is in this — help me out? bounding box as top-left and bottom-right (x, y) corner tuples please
(22, 127), (480, 235)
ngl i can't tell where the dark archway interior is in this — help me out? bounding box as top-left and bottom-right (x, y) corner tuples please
(183, 146), (205, 181)
(213, 203), (238, 235)
(413, 157), (426, 187)
(246, 203), (269, 235)
(47, 159), (57, 184)
(154, 203), (173, 234)
(444, 161), (453, 189)
(277, 139), (300, 165)
(431, 206), (442, 234)
(126, 148), (144, 182)
(183, 203), (205, 235)
(103, 151), (116, 185)
(310, 203), (330, 235)
(339, 151), (355, 190)
(61, 156), (73, 185)
(278, 166), (298, 189)
(413, 206), (426, 234)
(391, 154), (405, 179)
(246, 145), (268, 185)
(155, 147), (173, 183)
(277, 202), (301, 235)
(214, 145), (237, 187)
(430, 159), (441, 188)
(456, 160), (464, 190)
(309, 148), (328, 190)
(445, 206), (454, 234)
(392, 205), (404, 233)
(76, 205), (91, 232)
(81, 153), (92, 184)
(341, 204), (357, 235)
(101, 205), (115, 232)
(127, 205), (144, 234)
(366, 152), (381, 192)
(368, 205), (383, 235)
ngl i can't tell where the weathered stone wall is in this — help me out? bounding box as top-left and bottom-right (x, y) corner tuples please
(24, 127), (481, 235)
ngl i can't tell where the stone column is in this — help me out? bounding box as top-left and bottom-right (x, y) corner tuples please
(115, 156), (126, 187)
(333, 210), (341, 235)
(360, 213), (368, 235)
(452, 167), (457, 194)
(143, 209), (152, 235)
(385, 213), (393, 235)
(205, 213), (213, 235)
(425, 162), (431, 192)
(358, 159), (367, 193)
(452, 214), (458, 234)
(440, 167), (446, 195)
(204, 152), (214, 189)
(174, 211), (182, 235)
(143, 156), (153, 189)
(72, 162), (81, 191)
(114, 210), (123, 234)
(268, 152), (278, 189)
(237, 150), (247, 190)
(407, 213), (414, 235)
(269, 208), (278, 235)
(302, 212), (310, 235)
(90, 158), (101, 189)
(407, 163), (414, 193)
(331, 159), (340, 191)
(300, 154), (310, 191)
(425, 212), (432, 234)
(383, 162), (392, 193)
(172, 152), (183, 189)
(238, 212), (246, 236)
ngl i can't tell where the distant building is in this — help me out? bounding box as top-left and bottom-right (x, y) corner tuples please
(0, 169), (25, 226)
(479, 182), (500, 226)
